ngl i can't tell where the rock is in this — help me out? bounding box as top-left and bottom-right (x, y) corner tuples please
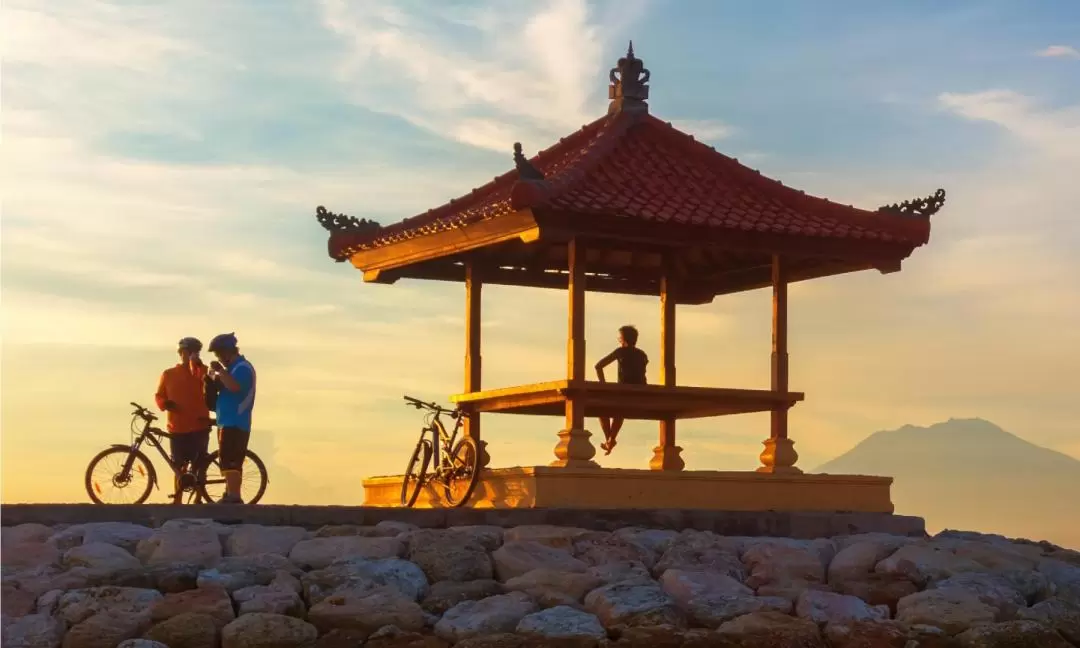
(62, 609), (152, 648)
(159, 518), (233, 538)
(56, 586), (163, 624)
(611, 528), (679, 558)
(492, 541), (587, 581)
(118, 641), (169, 648)
(63, 542), (141, 574)
(795, 589), (889, 626)
(131, 562), (201, 593)
(954, 620), (1071, 647)
(652, 532), (744, 581)
(407, 530), (493, 582)
(312, 524), (376, 538)
(451, 635), (551, 648)
(289, 536), (403, 570)
(583, 581), (684, 629)
(422, 579), (505, 615)
(573, 532), (655, 569)
(308, 588), (425, 638)
(445, 526), (505, 552)
(37, 589), (64, 615)
(151, 585), (235, 627)
(1, 613), (66, 648)
(225, 525), (308, 557)
(1039, 559), (1080, 604)
(1, 541), (60, 570)
(197, 553), (299, 592)
(505, 568), (602, 602)
(832, 573), (920, 613)
(931, 572), (1028, 619)
(313, 628), (370, 647)
(823, 620), (909, 648)
(1, 584), (37, 618)
(136, 526), (222, 568)
(516, 605), (606, 639)
(875, 544), (983, 587)
(743, 542), (827, 600)
(363, 626), (450, 647)
(586, 561), (654, 587)
(303, 557), (428, 605)
(80, 523), (155, 553)
(434, 591), (539, 642)
(1017, 598), (1080, 645)
(503, 526), (590, 549)
(221, 612), (318, 648)
(829, 541), (897, 583)
(659, 568), (789, 626)
(660, 568), (753, 600)
(143, 612), (219, 648)
(234, 584), (307, 618)
(952, 541), (1040, 573)
(3, 523), (54, 545)
(374, 520), (420, 537)
(4, 563), (90, 597)
(896, 588), (998, 635)
(716, 610), (825, 648)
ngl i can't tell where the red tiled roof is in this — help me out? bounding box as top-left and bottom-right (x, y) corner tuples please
(327, 110), (932, 260)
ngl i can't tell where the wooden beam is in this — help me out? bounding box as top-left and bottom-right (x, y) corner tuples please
(770, 254), (789, 440)
(651, 268), (685, 470)
(463, 262), (483, 453)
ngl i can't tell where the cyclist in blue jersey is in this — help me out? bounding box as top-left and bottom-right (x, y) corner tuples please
(206, 332), (256, 504)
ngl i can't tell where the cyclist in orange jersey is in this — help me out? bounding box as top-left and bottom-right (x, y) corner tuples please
(155, 337), (214, 504)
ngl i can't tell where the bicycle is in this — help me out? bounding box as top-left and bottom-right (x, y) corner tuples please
(400, 395), (482, 508)
(84, 402), (269, 505)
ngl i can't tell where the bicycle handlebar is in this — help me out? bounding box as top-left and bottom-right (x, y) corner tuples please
(403, 395), (458, 418)
(130, 402), (157, 422)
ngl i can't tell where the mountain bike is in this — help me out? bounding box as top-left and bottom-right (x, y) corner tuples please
(400, 395), (481, 508)
(84, 402), (269, 505)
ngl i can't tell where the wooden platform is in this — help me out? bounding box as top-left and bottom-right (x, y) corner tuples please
(450, 381), (804, 420)
(363, 466), (893, 513)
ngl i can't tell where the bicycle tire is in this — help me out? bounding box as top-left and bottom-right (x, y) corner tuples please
(194, 449), (269, 505)
(85, 447), (156, 505)
(442, 436), (481, 508)
(401, 439), (433, 507)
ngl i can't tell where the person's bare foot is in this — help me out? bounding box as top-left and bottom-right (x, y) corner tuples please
(603, 439), (617, 455)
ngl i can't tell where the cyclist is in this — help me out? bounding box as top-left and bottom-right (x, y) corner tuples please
(155, 337), (213, 504)
(206, 332), (256, 504)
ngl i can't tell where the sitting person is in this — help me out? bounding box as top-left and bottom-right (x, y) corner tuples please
(594, 324), (648, 455)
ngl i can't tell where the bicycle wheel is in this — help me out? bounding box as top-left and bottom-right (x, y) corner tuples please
(401, 439), (433, 507)
(443, 436), (481, 508)
(195, 449), (268, 504)
(85, 448), (156, 504)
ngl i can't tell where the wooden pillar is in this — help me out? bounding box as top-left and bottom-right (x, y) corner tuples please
(650, 270), (684, 470)
(758, 254), (801, 473)
(464, 262), (489, 468)
(551, 238), (597, 468)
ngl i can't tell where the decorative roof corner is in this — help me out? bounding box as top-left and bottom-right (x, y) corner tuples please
(513, 142), (545, 181)
(877, 189), (947, 219)
(608, 40), (650, 115)
(316, 205), (382, 233)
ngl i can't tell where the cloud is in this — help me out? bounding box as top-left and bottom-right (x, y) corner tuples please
(1035, 45), (1080, 59)
(938, 90), (1080, 159)
(317, 0), (648, 152)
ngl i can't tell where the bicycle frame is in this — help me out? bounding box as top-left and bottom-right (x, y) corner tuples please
(119, 413), (215, 494)
(426, 410), (464, 478)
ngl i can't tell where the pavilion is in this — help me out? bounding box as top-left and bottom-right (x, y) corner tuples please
(315, 44), (945, 511)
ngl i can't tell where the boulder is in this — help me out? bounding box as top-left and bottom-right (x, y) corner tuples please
(225, 525), (308, 557)
(62, 609), (152, 648)
(572, 532), (655, 569)
(828, 541), (897, 583)
(653, 533), (744, 581)
(660, 568), (753, 601)
(743, 542), (827, 600)
(434, 591), (539, 642)
(822, 620), (909, 648)
(363, 626), (450, 648)
(289, 536), (403, 570)
(56, 586), (163, 625)
(422, 579), (505, 615)
(1039, 558), (1080, 604)
(151, 585), (235, 627)
(197, 553), (299, 592)
(794, 589), (889, 626)
(407, 530), (493, 582)
(930, 572), (1028, 619)
(875, 544), (983, 587)
(516, 605), (606, 640)
(234, 583), (307, 618)
(308, 588), (425, 638)
(1, 584), (37, 618)
(117, 641), (169, 648)
(492, 541), (587, 581)
(80, 523), (155, 553)
(896, 588), (998, 635)
(443, 526), (505, 552)
(143, 612), (219, 648)
(136, 527), (222, 568)
(1, 613), (66, 648)
(716, 610), (824, 647)
(374, 520), (419, 537)
(586, 561), (654, 587)
(221, 612), (318, 648)
(1017, 598), (1080, 645)
(502, 526), (590, 549)
(505, 568), (602, 602)
(302, 557), (428, 605)
(4, 563), (90, 597)
(63, 542), (141, 574)
(3, 523), (54, 545)
(954, 620), (1071, 647)
(1, 541), (60, 570)
(659, 568), (789, 627)
(312, 524), (377, 538)
(832, 573), (920, 613)
(583, 581), (684, 629)
(611, 528), (679, 559)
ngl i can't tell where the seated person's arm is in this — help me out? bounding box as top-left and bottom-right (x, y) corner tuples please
(595, 350), (618, 383)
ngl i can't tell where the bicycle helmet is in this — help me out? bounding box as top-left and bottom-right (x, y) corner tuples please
(208, 332), (238, 353)
(178, 337), (203, 352)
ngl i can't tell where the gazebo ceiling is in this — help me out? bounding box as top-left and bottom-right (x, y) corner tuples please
(315, 43), (945, 303)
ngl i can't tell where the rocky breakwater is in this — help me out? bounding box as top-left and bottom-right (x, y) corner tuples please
(2, 519), (1080, 648)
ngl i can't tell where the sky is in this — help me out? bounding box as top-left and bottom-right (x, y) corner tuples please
(2, 0), (1079, 511)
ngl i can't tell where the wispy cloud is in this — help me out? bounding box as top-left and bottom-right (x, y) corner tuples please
(938, 90), (1080, 159)
(1035, 45), (1080, 59)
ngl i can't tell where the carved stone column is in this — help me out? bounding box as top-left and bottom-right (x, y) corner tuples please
(758, 255), (802, 474)
(552, 238), (598, 468)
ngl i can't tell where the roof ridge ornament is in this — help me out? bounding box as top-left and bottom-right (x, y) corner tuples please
(608, 40), (650, 115)
(513, 142), (545, 181)
(315, 205), (382, 233)
(877, 188), (947, 219)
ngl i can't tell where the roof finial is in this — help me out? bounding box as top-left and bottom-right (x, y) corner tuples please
(608, 40), (650, 115)
(513, 142), (545, 181)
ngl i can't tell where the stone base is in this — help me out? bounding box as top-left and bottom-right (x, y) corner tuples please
(362, 466), (894, 513)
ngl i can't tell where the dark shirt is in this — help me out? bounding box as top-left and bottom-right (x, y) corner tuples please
(614, 346), (648, 384)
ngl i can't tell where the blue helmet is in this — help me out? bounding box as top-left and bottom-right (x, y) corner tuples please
(208, 332), (238, 353)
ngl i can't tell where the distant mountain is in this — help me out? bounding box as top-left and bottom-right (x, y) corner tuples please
(815, 418), (1080, 550)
